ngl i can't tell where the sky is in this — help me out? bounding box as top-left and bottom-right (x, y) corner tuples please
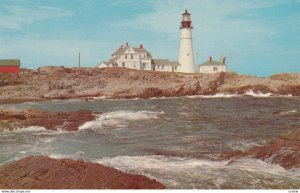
(0, 0), (299, 77)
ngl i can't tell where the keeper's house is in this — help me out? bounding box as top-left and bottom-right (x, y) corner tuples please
(97, 43), (180, 72)
(0, 59), (21, 73)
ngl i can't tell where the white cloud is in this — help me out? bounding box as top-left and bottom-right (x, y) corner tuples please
(0, 5), (72, 30)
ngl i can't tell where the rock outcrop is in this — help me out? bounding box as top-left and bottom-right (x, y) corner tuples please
(225, 128), (300, 169)
(0, 156), (166, 189)
(0, 67), (299, 103)
(0, 108), (97, 131)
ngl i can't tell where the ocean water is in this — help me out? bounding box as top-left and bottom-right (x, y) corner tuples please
(1, 96), (300, 189)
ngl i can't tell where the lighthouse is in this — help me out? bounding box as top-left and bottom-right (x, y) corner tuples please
(178, 9), (195, 73)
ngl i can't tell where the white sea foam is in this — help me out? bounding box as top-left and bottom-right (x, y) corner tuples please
(8, 126), (47, 133)
(186, 93), (239, 98)
(79, 110), (164, 130)
(92, 96), (107, 100)
(243, 90), (273, 97)
(96, 155), (228, 171)
(278, 109), (298, 115)
(94, 155), (300, 188)
(227, 140), (264, 151)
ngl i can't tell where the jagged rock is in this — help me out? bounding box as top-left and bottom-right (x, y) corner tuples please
(225, 128), (300, 169)
(0, 156), (166, 189)
(0, 108), (97, 131)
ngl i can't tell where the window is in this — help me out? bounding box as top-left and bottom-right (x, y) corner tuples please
(213, 67), (218, 71)
(158, 65), (160, 69)
(175, 66), (177, 70)
(187, 53), (189, 56)
(144, 54), (146, 58)
(143, 63), (146, 68)
(134, 62), (136, 67)
(131, 54), (133, 59)
(122, 62), (125, 67)
(125, 54), (127, 59)
(162, 65), (164, 70)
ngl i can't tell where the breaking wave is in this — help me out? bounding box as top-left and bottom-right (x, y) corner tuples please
(186, 93), (239, 98)
(227, 140), (265, 151)
(79, 110), (164, 130)
(243, 90), (273, 97)
(2, 126), (47, 133)
(95, 155), (300, 188)
(276, 110), (298, 115)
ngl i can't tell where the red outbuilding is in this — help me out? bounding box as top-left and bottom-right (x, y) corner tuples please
(0, 59), (21, 73)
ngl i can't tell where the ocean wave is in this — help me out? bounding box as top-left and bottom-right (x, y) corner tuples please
(1, 126), (77, 135)
(2, 126), (47, 133)
(227, 140), (265, 151)
(94, 155), (300, 188)
(243, 90), (273, 97)
(79, 110), (164, 130)
(275, 110), (298, 115)
(186, 93), (239, 98)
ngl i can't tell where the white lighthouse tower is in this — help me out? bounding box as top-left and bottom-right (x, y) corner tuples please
(178, 9), (195, 73)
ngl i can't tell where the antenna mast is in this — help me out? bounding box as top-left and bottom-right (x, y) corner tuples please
(78, 52), (81, 68)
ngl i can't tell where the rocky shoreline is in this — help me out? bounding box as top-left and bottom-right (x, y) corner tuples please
(0, 67), (299, 103)
(0, 108), (98, 132)
(1, 67), (300, 189)
(0, 156), (165, 189)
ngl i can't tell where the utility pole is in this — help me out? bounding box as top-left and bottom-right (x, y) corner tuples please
(78, 52), (81, 68)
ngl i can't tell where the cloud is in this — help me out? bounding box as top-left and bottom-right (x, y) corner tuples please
(0, 5), (72, 30)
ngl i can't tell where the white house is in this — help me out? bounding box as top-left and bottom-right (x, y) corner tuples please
(98, 43), (180, 72)
(198, 56), (227, 73)
(98, 43), (152, 71)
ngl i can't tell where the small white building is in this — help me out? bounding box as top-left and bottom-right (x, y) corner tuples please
(198, 56), (227, 73)
(98, 43), (180, 72)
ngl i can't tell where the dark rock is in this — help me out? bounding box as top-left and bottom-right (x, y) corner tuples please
(0, 108), (97, 131)
(0, 156), (166, 189)
(224, 128), (300, 169)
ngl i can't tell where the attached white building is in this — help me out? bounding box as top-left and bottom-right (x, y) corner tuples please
(98, 43), (180, 72)
(151, 59), (180, 72)
(198, 56), (227, 73)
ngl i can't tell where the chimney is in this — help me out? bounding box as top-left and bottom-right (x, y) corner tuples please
(209, 56), (212, 62)
(140, 44), (143, 49)
(126, 42), (129, 47)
